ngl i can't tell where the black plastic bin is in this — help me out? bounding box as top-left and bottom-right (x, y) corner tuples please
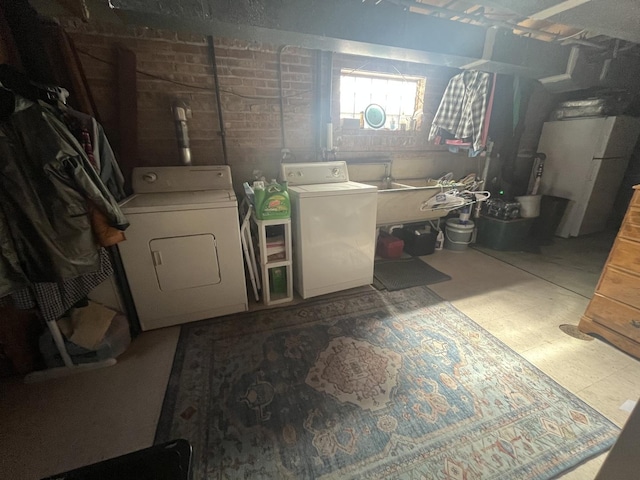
(531, 195), (570, 242)
(393, 226), (437, 256)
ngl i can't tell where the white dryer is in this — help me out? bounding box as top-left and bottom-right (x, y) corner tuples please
(118, 166), (247, 330)
(282, 162), (377, 299)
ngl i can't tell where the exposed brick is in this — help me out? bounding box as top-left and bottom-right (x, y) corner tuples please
(286, 64), (312, 74)
(66, 18), (458, 173)
(241, 78), (268, 88)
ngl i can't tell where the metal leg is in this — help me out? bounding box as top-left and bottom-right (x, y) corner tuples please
(241, 207), (260, 301)
(46, 319), (74, 367)
(23, 319), (117, 383)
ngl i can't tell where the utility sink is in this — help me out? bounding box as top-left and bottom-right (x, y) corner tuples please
(363, 181), (417, 191)
(362, 179), (465, 226)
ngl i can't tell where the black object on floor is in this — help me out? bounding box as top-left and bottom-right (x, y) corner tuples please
(40, 439), (191, 480)
(531, 195), (570, 243)
(374, 258), (451, 291)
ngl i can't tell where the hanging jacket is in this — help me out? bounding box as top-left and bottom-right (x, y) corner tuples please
(0, 207), (29, 298)
(58, 105), (127, 202)
(0, 96), (128, 293)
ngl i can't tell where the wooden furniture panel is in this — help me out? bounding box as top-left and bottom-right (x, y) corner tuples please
(598, 267), (640, 310)
(625, 207), (640, 226)
(608, 239), (640, 277)
(620, 222), (640, 240)
(580, 185), (640, 358)
(587, 294), (640, 341)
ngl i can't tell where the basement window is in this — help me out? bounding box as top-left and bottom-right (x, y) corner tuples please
(339, 70), (425, 131)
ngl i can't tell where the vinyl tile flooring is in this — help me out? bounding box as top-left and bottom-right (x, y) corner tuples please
(2, 234), (639, 479)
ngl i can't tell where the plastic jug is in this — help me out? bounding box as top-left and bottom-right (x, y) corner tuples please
(254, 180), (291, 220)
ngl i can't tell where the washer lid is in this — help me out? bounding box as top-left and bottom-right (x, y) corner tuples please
(289, 181), (377, 197)
(120, 190), (236, 213)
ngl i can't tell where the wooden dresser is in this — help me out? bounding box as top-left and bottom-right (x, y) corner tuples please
(579, 185), (640, 358)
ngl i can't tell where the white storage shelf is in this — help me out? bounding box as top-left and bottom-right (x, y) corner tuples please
(251, 217), (294, 306)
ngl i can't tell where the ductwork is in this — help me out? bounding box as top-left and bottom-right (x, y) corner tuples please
(538, 47), (603, 92)
(537, 45), (640, 92)
(40, 0), (639, 93)
(105, 5), (574, 81)
(459, 27), (570, 78)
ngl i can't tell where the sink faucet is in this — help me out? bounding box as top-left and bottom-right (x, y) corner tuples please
(382, 163), (393, 189)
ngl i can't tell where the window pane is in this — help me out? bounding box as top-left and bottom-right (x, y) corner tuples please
(339, 71), (422, 129)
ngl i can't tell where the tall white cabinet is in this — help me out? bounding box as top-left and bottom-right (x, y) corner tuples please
(537, 116), (640, 238)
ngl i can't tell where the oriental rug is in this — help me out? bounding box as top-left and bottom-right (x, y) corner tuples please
(155, 286), (618, 479)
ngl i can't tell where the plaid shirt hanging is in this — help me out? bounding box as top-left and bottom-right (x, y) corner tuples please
(429, 71), (491, 152)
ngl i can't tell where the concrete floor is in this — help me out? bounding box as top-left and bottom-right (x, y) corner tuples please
(2, 237), (639, 479)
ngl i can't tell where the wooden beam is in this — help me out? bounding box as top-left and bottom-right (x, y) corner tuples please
(531, 0), (592, 21)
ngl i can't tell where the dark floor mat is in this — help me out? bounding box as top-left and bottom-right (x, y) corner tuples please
(372, 277), (386, 291)
(374, 258), (451, 291)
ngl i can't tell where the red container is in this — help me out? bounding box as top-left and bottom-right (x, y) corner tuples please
(376, 233), (404, 259)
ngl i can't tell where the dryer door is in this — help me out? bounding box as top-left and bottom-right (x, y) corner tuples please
(150, 234), (221, 291)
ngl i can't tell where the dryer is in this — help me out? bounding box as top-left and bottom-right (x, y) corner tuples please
(282, 162), (377, 299)
(118, 166), (247, 330)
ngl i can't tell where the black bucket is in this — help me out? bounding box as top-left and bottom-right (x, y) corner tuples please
(531, 195), (570, 242)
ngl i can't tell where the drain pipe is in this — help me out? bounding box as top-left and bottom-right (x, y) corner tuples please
(172, 100), (192, 165)
(206, 35), (229, 165)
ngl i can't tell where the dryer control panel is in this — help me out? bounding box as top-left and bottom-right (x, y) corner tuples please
(281, 162), (349, 185)
(132, 165), (232, 193)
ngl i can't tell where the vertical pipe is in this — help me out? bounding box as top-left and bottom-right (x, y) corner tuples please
(277, 45), (288, 151)
(324, 51), (334, 152)
(314, 50), (323, 160)
(206, 36), (228, 165)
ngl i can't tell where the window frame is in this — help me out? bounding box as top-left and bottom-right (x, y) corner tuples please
(338, 69), (426, 132)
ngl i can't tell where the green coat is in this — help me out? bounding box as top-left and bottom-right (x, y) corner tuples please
(0, 98), (128, 298)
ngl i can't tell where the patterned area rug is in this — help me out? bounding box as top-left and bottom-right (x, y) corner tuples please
(155, 286), (619, 479)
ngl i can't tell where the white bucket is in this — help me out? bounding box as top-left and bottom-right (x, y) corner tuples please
(444, 219), (475, 252)
(515, 195), (541, 218)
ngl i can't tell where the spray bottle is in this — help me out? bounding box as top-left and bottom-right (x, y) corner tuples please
(435, 218), (444, 251)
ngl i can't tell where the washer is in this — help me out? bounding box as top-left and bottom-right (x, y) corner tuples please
(282, 161), (377, 299)
(118, 166), (247, 330)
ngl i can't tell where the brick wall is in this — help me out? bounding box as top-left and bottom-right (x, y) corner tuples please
(62, 19), (472, 188)
(63, 19), (315, 186)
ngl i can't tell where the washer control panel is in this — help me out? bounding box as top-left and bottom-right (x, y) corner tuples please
(281, 162), (349, 185)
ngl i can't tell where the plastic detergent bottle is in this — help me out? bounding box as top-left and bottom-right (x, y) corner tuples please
(254, 180), (290, 220)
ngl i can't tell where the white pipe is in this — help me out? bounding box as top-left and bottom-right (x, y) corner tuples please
(326, 123), (333, 150)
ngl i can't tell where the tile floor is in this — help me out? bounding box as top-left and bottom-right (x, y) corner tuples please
(2, 239), (640, 479)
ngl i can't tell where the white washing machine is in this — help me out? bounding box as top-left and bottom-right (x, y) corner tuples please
(282, 161), (377, 299)
(118, 166), (247, 330)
